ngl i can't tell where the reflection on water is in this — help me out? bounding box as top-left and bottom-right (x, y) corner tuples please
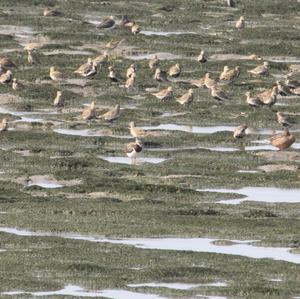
(99, 156), (168, 165)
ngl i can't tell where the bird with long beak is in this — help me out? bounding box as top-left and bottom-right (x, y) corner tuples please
(270, 129), (295, 150)
(151, 86), (173, 101)
(98, 104), (121, 122)
(233, 125), (248, 139)
(176, 89), (194, 105)
(82, 101), (96, 121)
(0, 118), (9, 131)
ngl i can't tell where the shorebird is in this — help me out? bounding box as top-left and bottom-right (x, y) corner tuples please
(258, 86), (278, 106)
(176, 89), (194, 105)
(291, 87), (300, 95)
(197, 50), (207, 63)
(49, 67), (66, 82)
(24, 42), (43, 51)
(154, 68), (169, 83)
(27, 50), (39, 66)
(74, 58), (97, 77)
(276, 81), (291, 96)
(0, 118), (8, 132)
(93, 52), (109, 68)
(227, 0), (235, 7)
(285, 79), (300, 89)
(204, 73), (217, 89)
(53, 91), (64, 109)
(12, 78), (23, 90)
(149, 55), (159, 70)
(82, 101), (96, 120)
(248, 54), (263, 61)
(151, 86), (173, 101)
(0, 57), (16, 68)
(108, 66), (123, 83)
(288, 64), (300, 75)
(245, 91), (263, 107)
(0, 70), (12, 84)
(96, 16), (115, 29)
(129, 122), (146, 138)
(168, 63), (181, 78)
(125, 73), (136, 90)
(236, 16), (245, 29)
(120, 15), (132, 27)
(219, 66), (229, 80)
(124, 138), (143, 162)
(43, 7), (62, 16)
(105, 39), (125, 50)
(276, 112), (295, 127)
(210, 85), (230, 101)
(270, 129), (295, 150)
(248, 61), (269, 76)
(0, 65), (7, 76)
(233, 125), (248, 138)
(131, 23), (141, 34)
(126, 63), (136, 78)
(98, 104), (121, 121)
(219, 66), (240, 84)
(191, 77), (205, 88)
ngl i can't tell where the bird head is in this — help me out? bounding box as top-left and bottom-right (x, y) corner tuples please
(167, 86), (173, 92)
(129, 121), (135, 128)
(263, 61), (269, 67)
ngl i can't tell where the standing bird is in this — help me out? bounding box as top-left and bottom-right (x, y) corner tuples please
(82, 101), (96, 121)
(270, 129), (295, 150)
(276, 81), (291, 96)
(96, 16), (115, 29)
(285, 79), (300, 89)
(105, 39), (125, 50)
(210, 85), (230, 101)
(125, 73), (136, 90)
(154, 68), (169, 83)
(27, 49), (40, 66)
(219, 66), (240, 84)
(276, 112), (295, 127)
(108, 66), (123, 83)
(0, 57), (16, 69)
(191, 77), (205, 88)
(248, 61), (269, 76)
(236, 16), (245, 29)
(204, 73), (217, 89)
(124, 138), (143, 162)
(74, 58), (97, 77)
(0, 70), (12, 84)
(168, 63), (181, 78)
(227, 0), (235, 7)
(0, 118), (9, 132)
(93, 52), (109, 68)
(53, 91), (64, 109)
(151, 86), (173, 101)
(258, 86), (278, 106)
(176, 89), (194, 105)
(197, 50), (207, 64)
(126, 63), (136, 78)
(129, 122), (146, 138)
(149, 55), (159, 70)
(43, 7), (62, 17)
(233, 125), (248, 139)
(131, 23), (141, 34)
(12, 78), (23, 91)
(98, 104), (121, 122)
(219, 66), (230, 80)
(49, 67), (66, 82)
(245, 91), (263, 107)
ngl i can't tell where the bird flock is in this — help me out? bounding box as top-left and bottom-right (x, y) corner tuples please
(0, 2), (299, 162)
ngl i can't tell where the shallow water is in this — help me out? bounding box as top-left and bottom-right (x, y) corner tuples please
(27, 176), (63, 189)
(54, 128), (108, 137)
(198, 187), (300, 204)
(128, 282), (227, 290)
(125, 52), (183, 61)
(140, 30), (197, 36)
(1, 227), (299, 264)
(99, 156), (168, 165)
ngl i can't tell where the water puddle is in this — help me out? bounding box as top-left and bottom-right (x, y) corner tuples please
(99, 156), (168, 165)
(27, 175), (63, 189)
(198, 187), (300, 204)
(43, 49), (92, 56)
(140, 30), (197, 36)
(142, 124), (236, 134)
(128, 282), (227, 290)
(2, 285), (168, 299)
(54, 128), (111, 137)
(125, 52), (183, 61)
(0, 25), (36, 46)
(1, 227), (299, 264)
(237, 170), (260, 173)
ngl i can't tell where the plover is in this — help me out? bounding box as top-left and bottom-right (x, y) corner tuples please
(270, 129), (295, 150)
(27, 49), (40, 66)
(74, 58), (97, 77)
(82, 101), (96, 120)
(168, 63), (181, 78)
(96, 16), (115, 29)
(126, 63), (137, 78)
(151, 86), (173, 101)
(233, 125), (248, 138)
(53, 91), (64, 109)
(154, 68), (169, 83)
(276, 112), (295, 127)
(248, 61), (269, 76)
(210, 85), (230, 101)
(43, 7), (62, 16)
(0, 118), (8, 131)
(149, 55), (159, 70)
(204, 73), (217, 89)
(129, 122), (146, 138)
(108, 66), (123, 83)
(0, 70), (12, 84)
(124, 138), (143, 161)
(219, 66), (240, 84)
(176, 89), (194, 105)
(245, 91), (263, 107)
(98, 104), (120, 121)
(258, 86), (278, 106)
(49, 67), (66, 82)
(236, 16), (245, 29)
(197, 50), (207, 63)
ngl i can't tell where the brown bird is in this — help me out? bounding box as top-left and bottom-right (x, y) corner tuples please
(168, 63), (181, 78)
(125, 73), (136, 90)
(74, 58), (97, 77)
(129, 122), (147, 138)
(0, 65), (7, 76)
(219, 66), (230, 80)
(0, 57), (16, 68)
(210, 85), (230, 101)
(285, 79), (300, 89)
(219, 66), (240, 84)
(53, 91), (64, 109)
(258, 86), (278, 106)
(98, 104), (121, 121)
(291, 87), (300, 95)
(93, 52), (109, 68)
(236, 16), (245, 29)
(120, 15), (132, 27)
(97, 16), (115, 29)
(276, 112), (295, 127)
(0, 118), (9, 132)
(43, 7), (62, 17)
(0, 70), (12, 84)
(270, 129), (295, 150)
(233, 125), (248, 138)
(191, 77), (205, 88)
(131, 23), (141, 34)
(245, 91), (263, 107)
(24, 42), (43, 51)
(154, 68), (169, 83)
(176, 89), (194, 105)
(108, 66), (123, 83)
(126, 63), (136, 78)
(204, 73), (217, 89)
(105, 39), (125, 50)
(49, 67), (66, 82)
(149, 55), (159, 70)
(82, 101), (96, 120)
(27, 50), (40, 66)
(124, 138), (142, 161)
(197, 50), (207, 63)
(151, 86), (173, 101)
(12, 78), (23, 91)
(248, 61), (269, 76)
(276, 81), (291, 96)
